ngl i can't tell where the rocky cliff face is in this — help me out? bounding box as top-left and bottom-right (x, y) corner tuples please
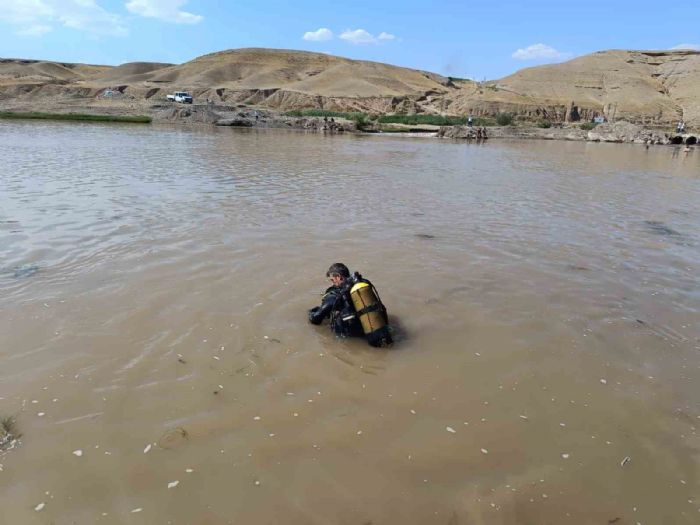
(0, 48), (698, 127)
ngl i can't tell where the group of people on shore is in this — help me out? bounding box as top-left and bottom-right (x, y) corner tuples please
(466, 115), (487, 140)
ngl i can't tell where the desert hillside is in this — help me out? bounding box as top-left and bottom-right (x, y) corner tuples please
(444, 49), (700, 126)
(0, 48), (698, 126)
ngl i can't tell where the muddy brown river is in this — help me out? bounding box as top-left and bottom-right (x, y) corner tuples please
(1, 121), (699, 524)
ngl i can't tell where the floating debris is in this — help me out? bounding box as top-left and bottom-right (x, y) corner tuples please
(157, 427), (188, 450)
(253, 416), (261, 421)
(254, 480), (260, 486)
(481, 448), (488, 454)
(131, 508), (143, 513)
(72, 449), (83, 457)
(446, 426), (456, 434)
(600, 379), (608, 385)
(34, 502), (45, 511)
(143, 444), (152, 454)
(519, 415), (528, 420)
(356, 430), (363, 435)
(167, 480), (179, 489)
(621, 456), (631, 467)
(185, 468), (194, 473)
(562, 453), (570, 459)
(1, 416), (21, 452)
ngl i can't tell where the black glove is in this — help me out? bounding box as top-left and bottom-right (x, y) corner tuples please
(308, 307), (321, 324)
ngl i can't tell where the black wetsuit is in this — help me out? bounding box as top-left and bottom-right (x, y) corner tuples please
(308, 284), (364, 338)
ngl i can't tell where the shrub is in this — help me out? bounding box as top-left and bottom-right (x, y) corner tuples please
(282, 109), (367, 120)
(496, 113), (514, 126)
(537, 120), (552, 128)
(579, 122), (597, 130)
(351, 113), (371, 131)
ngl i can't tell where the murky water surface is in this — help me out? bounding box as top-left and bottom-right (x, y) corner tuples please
(1, 121), (699, 524)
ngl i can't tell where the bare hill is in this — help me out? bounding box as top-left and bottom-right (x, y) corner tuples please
(95, 62), (173, 84)
(445, 50), (700, 125)
(0, 48), (698, 126)
(0, 59), (109, 85)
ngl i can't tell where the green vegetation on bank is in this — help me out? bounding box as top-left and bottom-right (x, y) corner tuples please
(579, 122), (598, 130)
(378, 114), (494, 126)
(283, 109), (367, 119)
(495, 113), (515, 126)
(0, 112), (152, 123)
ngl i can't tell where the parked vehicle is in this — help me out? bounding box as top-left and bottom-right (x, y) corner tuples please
(167, 92), (193, 104)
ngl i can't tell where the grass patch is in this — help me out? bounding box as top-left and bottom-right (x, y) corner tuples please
(496, 113), (515, 126)
(537, 120), (552, 128)
(579, 122), (598, 130)
(379, 114), (461, 126)
(0, 112), (152, 123)
(378, 114), (493, 126)
(283, 109), (368, 120)
(351, 113), (372, 131)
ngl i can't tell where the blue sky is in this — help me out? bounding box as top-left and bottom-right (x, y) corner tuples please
(1, 0), (699, 80)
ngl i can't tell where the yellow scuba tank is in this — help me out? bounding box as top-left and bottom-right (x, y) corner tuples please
(349, 273), (392, 347)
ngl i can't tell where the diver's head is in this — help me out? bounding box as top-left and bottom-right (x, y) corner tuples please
(326, 263), (350, 287)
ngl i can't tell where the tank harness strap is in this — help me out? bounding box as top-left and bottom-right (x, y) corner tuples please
(355, 303), (382, 317)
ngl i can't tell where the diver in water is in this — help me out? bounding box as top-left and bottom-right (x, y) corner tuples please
(308, 263), (392, 347)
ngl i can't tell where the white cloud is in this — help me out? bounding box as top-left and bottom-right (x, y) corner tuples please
(125, 0), (203, 24)
(303, 27), (333, 41)
(340, 28), (397, 45)
(512, 43), (572, 61)
(670, 43), (700, 51)
(0, 0), (126, 37)
(16, 24), (52, 36)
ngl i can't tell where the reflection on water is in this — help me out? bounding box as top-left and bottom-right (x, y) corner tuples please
(1, 121), (699, 524)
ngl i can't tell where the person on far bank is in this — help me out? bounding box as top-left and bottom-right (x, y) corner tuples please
(467, 115), (473, 127)
(308, 263), (392, 347)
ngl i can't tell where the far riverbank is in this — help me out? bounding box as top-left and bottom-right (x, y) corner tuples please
(1, 98), (696, 146)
